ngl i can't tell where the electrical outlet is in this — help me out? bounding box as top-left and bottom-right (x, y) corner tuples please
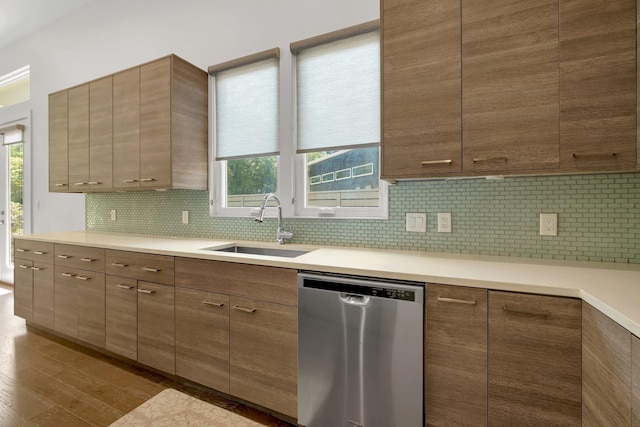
(182, 211), (189, 224)
(110, 210), (116, 221)
(540, 213), (558, 236)
(438, 213), (452, 233)
(406, 213), (426, 232)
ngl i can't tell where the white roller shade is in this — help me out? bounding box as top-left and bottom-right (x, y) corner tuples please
(0, 124), (24, 146)
(215, 57), (279, 160)
(296, 30), (380, 153)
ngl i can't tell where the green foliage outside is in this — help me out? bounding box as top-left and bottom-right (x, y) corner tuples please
(9, 144), (23, 263)
(227, 156), (277, 196)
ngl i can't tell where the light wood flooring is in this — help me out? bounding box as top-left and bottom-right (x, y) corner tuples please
(0, 286), (294, 426)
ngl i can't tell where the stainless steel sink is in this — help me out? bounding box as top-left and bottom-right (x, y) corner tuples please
(201, 245), (310, 258)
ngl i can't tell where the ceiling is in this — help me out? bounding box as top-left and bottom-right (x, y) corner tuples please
(0, 0), (94, 50)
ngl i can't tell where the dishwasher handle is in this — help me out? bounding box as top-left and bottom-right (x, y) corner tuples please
(339, 293), (371, 306)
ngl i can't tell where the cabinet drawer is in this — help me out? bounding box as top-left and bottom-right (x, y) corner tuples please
(106, 250), (174, 285)
(14, 239), (54, 263)
(175, 258), (297, 306)
(55, 244), (106, 273)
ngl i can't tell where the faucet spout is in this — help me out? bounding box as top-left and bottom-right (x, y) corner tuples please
(255, 193), (293, 245)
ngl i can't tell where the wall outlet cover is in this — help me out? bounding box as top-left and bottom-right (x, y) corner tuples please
(438, 213), (452, 233)
(182, 210), (189, 224)
(540, 213), (558, 236)
(110, 210), (116, 221)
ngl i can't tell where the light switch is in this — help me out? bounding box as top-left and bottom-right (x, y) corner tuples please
(406, 213), (427, 232)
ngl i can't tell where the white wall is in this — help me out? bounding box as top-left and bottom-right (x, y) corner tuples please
(0, 0), (379, 233)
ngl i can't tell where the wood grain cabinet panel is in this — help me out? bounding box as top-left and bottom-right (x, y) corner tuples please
(54, 270), (78, 338)
(175, 287), (230, 393)
(559, 0), (637, 171)
(583, 302), (632, 427)
(67, 84), (90, 191)
(381, 0), (462, 178)
(113, 67), (141, 190)
(488, 291), (582, 426)
(105, 276), (137, 360)
(633, 335), (640, 426)
(89, 76), (113, 190)
(230, 297), (297, 419)
(14, 259), (33, 321)
(137, 281), (175, 374)
(14, 240), (54, 263)
(32, 261), (55, 329)
(106, 250), (174, 285)
(76, 270), (106, 348)
(49, 91), (68, 192)
(462, 0), (560, 174)
(55, 244), (105, 273)
(426, 284), (487, 427)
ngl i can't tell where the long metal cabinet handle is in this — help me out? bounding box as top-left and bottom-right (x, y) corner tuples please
(421, 160), (453, 165)
(116, 284), (134, 290)
(31, 267), (44, 271)
(472, 157), (507, 163)
(81, 258), (95, 262)
(18, 265), (30, 269)
(202, 301), (224, 307)
(87, 181), (101, 185)
(572, 152), (617, 158)
(111, 263), (128, 267)
(137, 289), (156, 294)
(16, 248), (27, 252)
(57, 255), (70, 259)
(437, 297), (477, 305)
(142, 267), (160, 272)
(232, 305), (256, 313)
(140, 178), (155, 182)
(33, 251), (47, 255)
(76, 276), (90, 281)
(74, 182), (88, 186)
(502, 305), (550, 318)
(61, 273), (75, 277)
(54, 183), (67, 187)
(123, 179), (138, 183)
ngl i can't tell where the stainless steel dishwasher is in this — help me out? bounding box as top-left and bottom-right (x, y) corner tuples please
(298, 271), (424, 427)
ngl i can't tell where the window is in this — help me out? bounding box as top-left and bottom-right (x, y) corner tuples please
(209, 49), (280, 214)
(0, 65), (30, 109)
(292, 23), (387, 218)
(0, 124), (25, 269)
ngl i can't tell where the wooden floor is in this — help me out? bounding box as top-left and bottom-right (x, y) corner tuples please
(0, 286), (294, 426)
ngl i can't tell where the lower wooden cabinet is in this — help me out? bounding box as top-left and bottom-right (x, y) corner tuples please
(583, 302), (632, 427)
(33, 263), (55, 329)
(14, 260), (34, 321)
(426, 284), (487, 427)
(54, 270), (78, 337)
(137, 281), (175, 374)
(488, 291), (582, 426)
(105, 276), (138, 360)
(230, 296), (297, 419)
(175, 287), (229, 393)
(633, 335), (639, 426)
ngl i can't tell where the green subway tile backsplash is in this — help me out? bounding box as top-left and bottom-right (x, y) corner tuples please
(86, 172), (640, 264)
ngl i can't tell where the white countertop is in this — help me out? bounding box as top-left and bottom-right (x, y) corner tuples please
(18, 231), (640, 337)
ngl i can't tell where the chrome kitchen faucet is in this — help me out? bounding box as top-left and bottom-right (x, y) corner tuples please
(255, 193), (293, 245)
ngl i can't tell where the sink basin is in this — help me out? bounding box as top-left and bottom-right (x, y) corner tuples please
(201, 245), (310, 258)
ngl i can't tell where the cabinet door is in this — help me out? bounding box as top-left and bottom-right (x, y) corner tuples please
(140, 57), (172, 188)
(559, 0), (636, 170)
(633, 335), (639, 426)
(113, 67), (141, 189)
(230, 297), (297, 418)
(426, 284), (487, 427)
(381, 0), (462, 178)
(89, 76), (113, 190)
(106, 276), (137, 360)
(32, 263), (54, 329)
(14, 260), (33, 320)
(67, 84), (90, 191)
(488, 291), (581, 425)
(583, 302), (632, 427)
(462, 0), (559, 173)
(176, 288), (229, 393)
(49, 91), (69, 192)
(77, 271), (106, 348)
(54, 270), (78, 337)
(137, 281), (175, 374)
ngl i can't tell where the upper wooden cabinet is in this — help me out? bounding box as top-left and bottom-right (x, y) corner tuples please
(49, 54), (208, 192)
(462, 0), (560, 174)
(381, 0), (462, 179)
(380, 0), (638, 179)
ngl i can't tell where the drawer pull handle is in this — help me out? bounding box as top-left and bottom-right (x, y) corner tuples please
(472, 157), (507, 163)
(76, 275), (90, 281)
(123, 179), (138, 183)
(57, 255), (70, 259)
(16, 248), (27, 252)
(33, 251), (47, 255)
(202, 301), (225, 307)
(232, 305), (256, 313)
(80, 258), (95, 262)
(54, 183), (67, 187)
(437, 297), (476, 305)
(73, 182), (88, 186)
(142, 267), (160, 272)
(502, 305), (550, 319)
(572, 152), (617, 159)
(111, 263), (128, 267)
(137, 289), (156, 294)
(87, 181), (101, 185)
(18, 265), (30, 269)
(140, 178), (155, 182)
(61, 273), (75, 277)
(116, 284), (134, 290)
(31, 267), (44, 271)
(421, 160), (453, 165)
